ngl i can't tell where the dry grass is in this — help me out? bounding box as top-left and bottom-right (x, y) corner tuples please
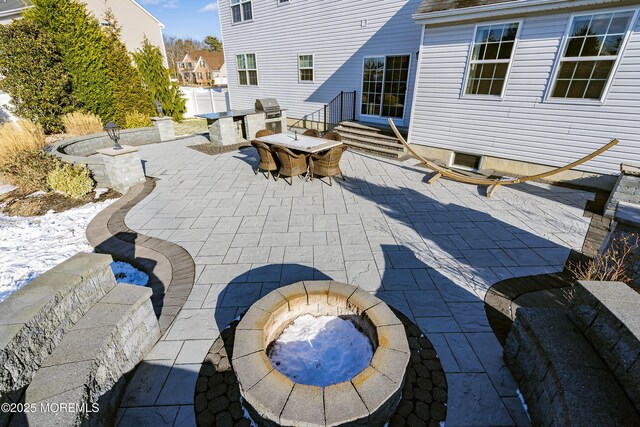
(0, 120), (46, 167)
(62, 111), (103, 136)
(1, 188), (120, 217)
(568, 233), (640, 288)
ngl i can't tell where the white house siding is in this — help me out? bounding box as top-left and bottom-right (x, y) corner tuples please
(220, 0), (423, 126)
(409, 6), (640, 175)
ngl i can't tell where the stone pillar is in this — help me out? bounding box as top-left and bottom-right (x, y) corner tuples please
(151, 117), (175, 142)
(208, 117), (236, 146)
(245, 112), (266, 139)
(97, 145), (146, 194)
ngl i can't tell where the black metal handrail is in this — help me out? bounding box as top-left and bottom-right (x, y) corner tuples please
(288, 90), (357, 133)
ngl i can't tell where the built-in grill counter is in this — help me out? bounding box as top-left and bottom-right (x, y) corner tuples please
(196, 109), (266, 146)
(196, 98), (286, 146)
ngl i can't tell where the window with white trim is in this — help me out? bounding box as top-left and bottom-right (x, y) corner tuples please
(298, 54), (313, 82)
(550, 11), (635, 100)
(236, 53), (258, 86)
(231, 0), (252, 23)
(464, 22), (519, 96)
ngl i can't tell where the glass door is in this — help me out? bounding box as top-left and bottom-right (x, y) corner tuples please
(361, 55), (410, 119)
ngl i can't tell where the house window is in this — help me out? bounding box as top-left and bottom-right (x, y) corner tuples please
(550, 11), (635, 100)
(206, 72), (212, 79)
(298, 54), (313, 82)
(361, 55), (410, 119)
(197, 72), (203, 79)
(231, 0), (252, 23)
(200, 60), (205, 67)
(465, 22), (519, 97)
(237, 53), (258, 85)
(179, 63), (185, 69)
(187, 63), (193, 69)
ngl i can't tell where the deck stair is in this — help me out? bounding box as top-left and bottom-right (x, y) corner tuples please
(334, 121), (407, 159)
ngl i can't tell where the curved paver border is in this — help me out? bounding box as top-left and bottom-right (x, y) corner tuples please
(87, 178), (195, 333)
(195, 301), (447, 427)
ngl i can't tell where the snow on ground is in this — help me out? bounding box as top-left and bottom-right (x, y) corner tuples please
(111, 261), (149, 286)
(268, 314), (373, 387)
(0, 200), (115, 302)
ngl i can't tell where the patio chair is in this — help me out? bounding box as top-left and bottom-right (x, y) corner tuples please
(323, 131), (342, 141)
(272, 145), (309, 185)
(310, 145), (348, 186)
(255, 129), (274, 138)
(251, 140), (279, 179)
(303, 129), (320, 137)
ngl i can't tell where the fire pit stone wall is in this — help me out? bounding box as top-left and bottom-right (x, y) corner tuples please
(233, 280), (410, 427)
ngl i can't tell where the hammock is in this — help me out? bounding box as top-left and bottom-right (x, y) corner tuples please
(388, 118), (618, 197)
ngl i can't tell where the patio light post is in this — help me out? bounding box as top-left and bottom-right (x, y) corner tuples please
(104, 121), (123, 150)
(154, 101), (164, 117)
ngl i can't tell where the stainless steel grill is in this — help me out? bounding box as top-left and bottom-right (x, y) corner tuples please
(255, 98), (286, 133)
(255, 98), (282, 119)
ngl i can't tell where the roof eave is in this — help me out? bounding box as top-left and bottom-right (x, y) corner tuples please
(412, 0), (620, 25)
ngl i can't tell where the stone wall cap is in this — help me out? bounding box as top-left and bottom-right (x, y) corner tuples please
(621, 163), (640, 176)
(614, 202), (640, 228)
(97, 145), (140, 156)
(151, 116), (173, 122)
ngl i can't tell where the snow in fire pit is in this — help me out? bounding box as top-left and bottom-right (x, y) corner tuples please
(268, 314), (373, 387)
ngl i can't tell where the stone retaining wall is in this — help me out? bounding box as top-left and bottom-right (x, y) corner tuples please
(0, 253), (161, 427)
(0, 253), (115, 425)
(604, 163), (640, 217)
(569, 281), (640, 413)
(504, 308), (638, 426)
(48, 122), (173, 188)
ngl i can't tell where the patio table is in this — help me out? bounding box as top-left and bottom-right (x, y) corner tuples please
(256, 133), (343, 154)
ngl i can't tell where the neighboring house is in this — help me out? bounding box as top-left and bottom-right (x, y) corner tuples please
(177, 50), (227, 86)
(220, 0), (640, 186)
(0, 0), (167, 65)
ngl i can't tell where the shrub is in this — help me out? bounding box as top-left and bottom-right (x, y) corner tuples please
(0, 121), (46, 168)
(124, 110), (152, 129)
(0, 150), (61, 192)
(568, 233), (640, 287)
(0, 20), (72, 133)
(133, 39), (186, 121)
(62, 111), (103, 136)
(47, 162), (94, 199)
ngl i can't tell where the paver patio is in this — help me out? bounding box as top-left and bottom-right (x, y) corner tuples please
(117, 135), (593, 426)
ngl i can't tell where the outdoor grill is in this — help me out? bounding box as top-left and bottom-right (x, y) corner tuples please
(255, 98), (286, 134)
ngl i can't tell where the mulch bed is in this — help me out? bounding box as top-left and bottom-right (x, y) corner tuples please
(194, 308), (447, 427)
(189, 142), (253, 156)
(0, 189), (121, 217)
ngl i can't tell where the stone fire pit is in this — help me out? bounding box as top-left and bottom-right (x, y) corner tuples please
(232, 280), (410, 427)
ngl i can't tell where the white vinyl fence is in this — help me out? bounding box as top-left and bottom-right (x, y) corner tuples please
(180, 87), (230, 118)
(0, 92), (17, 124)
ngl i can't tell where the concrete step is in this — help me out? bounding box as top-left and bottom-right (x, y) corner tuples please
(18, 284), (160, 427)
(334, 125), (401, 143)
(338, 121), (382, 133)
(343, 139), (405, 158)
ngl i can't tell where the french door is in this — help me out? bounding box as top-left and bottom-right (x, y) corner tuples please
(361, 55), (411, 119)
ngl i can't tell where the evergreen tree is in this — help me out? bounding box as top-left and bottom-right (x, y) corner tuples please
(103, 10), (154, 125)
(133, 39), (186, 121)
(25, 0), (114, 121)
(204, 36), (223, 52)
(0, 19), (73, 132)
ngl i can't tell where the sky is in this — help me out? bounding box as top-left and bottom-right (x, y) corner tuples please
(138, 0), (222, 41)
